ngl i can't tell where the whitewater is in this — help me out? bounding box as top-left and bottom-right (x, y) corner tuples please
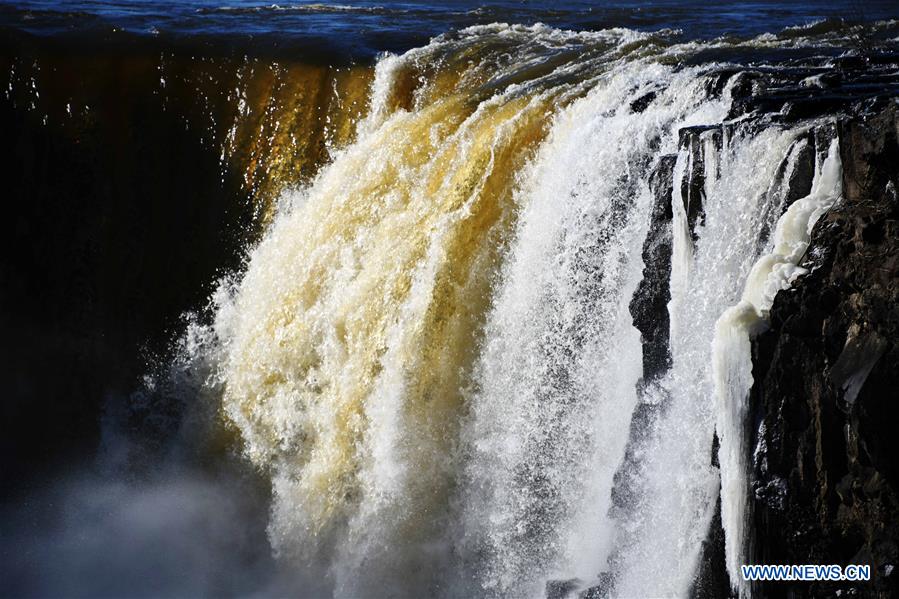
(140, 19), (883, 599)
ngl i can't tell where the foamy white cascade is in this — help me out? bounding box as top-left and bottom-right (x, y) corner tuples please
(457, 63), (732, 598)
(183, 21), (861, 599)
(208, 24), (672, 598)
(611, 124), (814, 597)
(713, 137), (843, 597)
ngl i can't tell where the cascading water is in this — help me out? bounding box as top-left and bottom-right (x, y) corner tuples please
(456, 63), (736, 598)
(208, 25), (655, 596)
(713, 135), (843, 597)
(609, 121), (844, 597)
(154, 19), (889, 599)
(5, 0), (899, 594)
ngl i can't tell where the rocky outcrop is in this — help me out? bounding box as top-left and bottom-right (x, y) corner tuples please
(630, 154), (676, 381)
(749, 103), (899, 597)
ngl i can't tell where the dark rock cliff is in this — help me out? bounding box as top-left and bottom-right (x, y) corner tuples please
(750, 103), (899, 598)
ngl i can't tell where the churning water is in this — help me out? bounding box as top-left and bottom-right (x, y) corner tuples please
(2, 4), (897, 598)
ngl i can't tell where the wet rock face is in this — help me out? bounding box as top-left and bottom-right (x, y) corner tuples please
(750, 104), (899, 598)
(629, 154), (676, 381)
(726, 51), (899, 123)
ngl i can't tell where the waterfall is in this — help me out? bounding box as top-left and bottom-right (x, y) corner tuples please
(713, 137), (843, 596)
(6, 0), (899, 594)
(208, 24), (664, 597)
(174, 22), (864, 599)
(609, 120), (800, 598)
(456, 63), (737, 597)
